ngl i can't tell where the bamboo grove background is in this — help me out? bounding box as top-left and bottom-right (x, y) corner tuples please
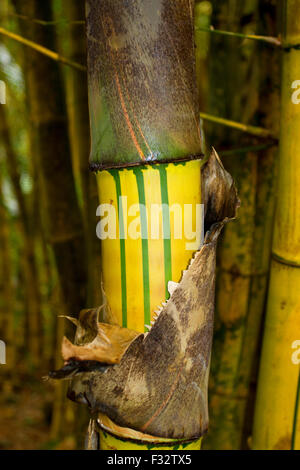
(0, 0), (299, 450)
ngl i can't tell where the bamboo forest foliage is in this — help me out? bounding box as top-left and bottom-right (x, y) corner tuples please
(0, 0), (298, 450)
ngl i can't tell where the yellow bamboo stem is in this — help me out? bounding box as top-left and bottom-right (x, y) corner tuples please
(203, 0), (280, 450)
(252, 0), (300, 450)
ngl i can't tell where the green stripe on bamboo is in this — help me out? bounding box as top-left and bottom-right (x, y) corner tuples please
(134, 169), (151, 330)
(111, 170), (128, 328)
(158, 166), (172, 301)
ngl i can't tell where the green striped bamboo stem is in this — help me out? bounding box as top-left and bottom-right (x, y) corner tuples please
(49, 0), (240, 451)
(84, 0), (204, 449)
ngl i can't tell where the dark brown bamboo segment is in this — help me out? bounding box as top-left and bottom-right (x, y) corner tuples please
(86, 0), (202, 169)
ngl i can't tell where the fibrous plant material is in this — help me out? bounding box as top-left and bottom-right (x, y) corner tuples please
(51, 150), (239, 443)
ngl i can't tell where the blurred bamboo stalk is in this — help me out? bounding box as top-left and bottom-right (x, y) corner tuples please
(0, 26), (86, 71)
(0, 105), (42, 368)
(0, 169), (15, 390)
(203, 0), (279, 449)
(199, 112), (277, 139)
(195, 25), (281, 46)
(58, 0), (101, 307)
(12, 0), (88, 445)
(252, 0), (300, 450)
(54, 0), (101, 445)
(12, 0), (87, 323)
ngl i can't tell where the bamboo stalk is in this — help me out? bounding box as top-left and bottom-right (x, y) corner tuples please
(49, 0), (240, 451)
(0, 169), (15, 391)
(0, 22), (279, 148)
(12, 0), (87, 315)
(199, 112), (277, 139)
(82, 0), (204, 450)
(12, 0), (88, 444)
(56, 0), (101, 445)
(252, 0), (300, 450)
(203, 0), (279, 450)
(7, 13), (85, 26)
(0, 26), (86, 71)
(0, 24), (277, 143)
(195, 25), (281, 46)
(0, 104), (42, 367)
(220, 142), (276, 156)
(58, 0), (102, 307)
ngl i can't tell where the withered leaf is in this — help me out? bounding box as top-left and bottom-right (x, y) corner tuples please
(61, 323), (140, 365)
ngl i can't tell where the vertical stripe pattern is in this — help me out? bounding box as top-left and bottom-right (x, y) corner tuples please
(133, 168), (151, 330)
(111, 171), (127, 327)
(97, 159), (202, 333)
(157, 166), (172, 300)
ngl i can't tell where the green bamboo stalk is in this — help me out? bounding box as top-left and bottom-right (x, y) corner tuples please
(199, 112), (276, 139)
(195, 25), (281, 46)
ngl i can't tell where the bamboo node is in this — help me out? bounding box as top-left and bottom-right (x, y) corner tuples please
(272, 252), (300, 269)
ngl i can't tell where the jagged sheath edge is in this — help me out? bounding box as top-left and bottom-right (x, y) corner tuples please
(50, 149), (239, 441)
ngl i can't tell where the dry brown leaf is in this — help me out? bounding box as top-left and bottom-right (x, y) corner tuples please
(62, 323), (140, 365)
